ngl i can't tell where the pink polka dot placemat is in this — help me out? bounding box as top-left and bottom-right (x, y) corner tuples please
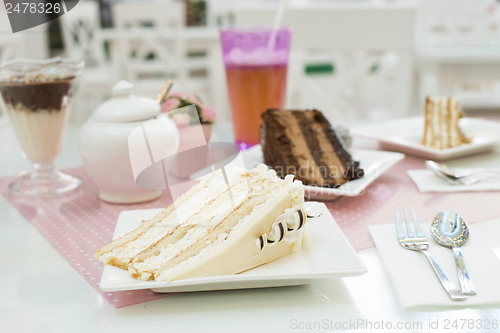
(0, 168), (174, 308)
(2, 157), (500, 308)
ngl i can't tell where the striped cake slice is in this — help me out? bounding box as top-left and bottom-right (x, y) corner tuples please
(423, 96), (471, 149)
(95, 165), (308, 282)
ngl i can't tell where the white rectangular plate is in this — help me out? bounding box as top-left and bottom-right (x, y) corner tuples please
(350, 116), (500, 161)
(241, 146), (405, 201)
(99, 202), (367, 293)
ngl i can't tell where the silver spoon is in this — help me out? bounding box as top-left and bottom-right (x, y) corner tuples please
(431, 211), (476, 295)
(425, 160), (500, 185)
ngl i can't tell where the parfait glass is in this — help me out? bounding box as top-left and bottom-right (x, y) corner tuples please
(0, 58), (84, 195)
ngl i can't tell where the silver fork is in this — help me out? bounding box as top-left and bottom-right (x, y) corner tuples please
(395, 208), (467, 301)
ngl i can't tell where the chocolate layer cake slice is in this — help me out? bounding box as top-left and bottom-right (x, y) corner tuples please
(261, 109), (363, 187)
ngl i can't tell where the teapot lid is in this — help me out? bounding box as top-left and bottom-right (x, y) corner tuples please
(92, 80), (160, 123)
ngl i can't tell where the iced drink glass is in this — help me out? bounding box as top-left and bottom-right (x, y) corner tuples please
(0, 58), (83, 195)
(220, 28), (291, 148)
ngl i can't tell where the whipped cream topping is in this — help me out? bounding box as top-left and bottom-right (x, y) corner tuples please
(0, 57), (83, 84)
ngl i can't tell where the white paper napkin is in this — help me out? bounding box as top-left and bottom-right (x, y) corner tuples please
(369, 218), (500, 310)
(408, 169), (500, 192)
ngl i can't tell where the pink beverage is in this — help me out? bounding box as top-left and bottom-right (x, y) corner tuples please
(220, 28), (291, 147)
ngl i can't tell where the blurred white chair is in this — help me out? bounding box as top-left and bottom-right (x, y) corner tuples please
(233, 2), (417, 124)
(416, 0), (494, 47)
(61, 0), (107, 66)
(416, 0), (500, 111)
(206, 0), (236, 27)
(112, 0), (187, 99)
(60, 0), (116, 123)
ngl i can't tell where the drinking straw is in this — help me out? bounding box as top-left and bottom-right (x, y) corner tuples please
(267, 0), (286, 51)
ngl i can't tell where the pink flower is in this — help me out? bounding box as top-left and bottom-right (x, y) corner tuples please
(162, 91), (216, 124)
(162, 98), (181, 112)
(201, 106), (216, 123)
(187, 93), (202, 105)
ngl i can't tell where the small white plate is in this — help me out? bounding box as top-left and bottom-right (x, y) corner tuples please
(350, 116), (500, 161)
(99, 202), (367, 293)
(241, 145), (405, 201)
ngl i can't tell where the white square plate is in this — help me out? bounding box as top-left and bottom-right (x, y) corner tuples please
(99, 202), (367, 293)
(241, 145), (405, 201)
(350, 116), (500, 161)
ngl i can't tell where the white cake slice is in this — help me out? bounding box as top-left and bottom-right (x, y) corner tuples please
(423, 96), (471, 149)
(94, 164), (308, 282)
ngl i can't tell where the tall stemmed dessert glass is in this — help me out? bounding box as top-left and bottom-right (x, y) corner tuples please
(0, 58), (83, 195)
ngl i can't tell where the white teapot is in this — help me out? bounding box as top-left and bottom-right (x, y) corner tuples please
(79, 80), (179, 204)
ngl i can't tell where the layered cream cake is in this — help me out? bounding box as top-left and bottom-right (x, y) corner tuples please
(95, 165), (309, 282)
(423, 96), (471, 149)
(260, 109), (364, 188)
